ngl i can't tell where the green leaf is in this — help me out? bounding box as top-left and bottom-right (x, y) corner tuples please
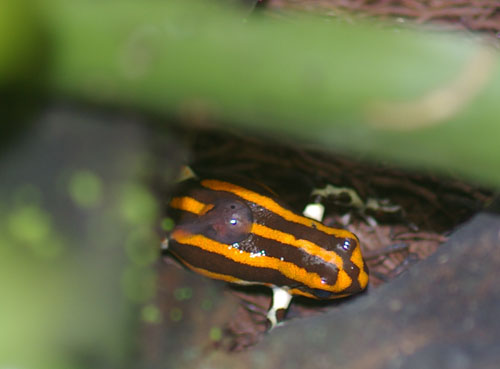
(36, 0), (500, 186)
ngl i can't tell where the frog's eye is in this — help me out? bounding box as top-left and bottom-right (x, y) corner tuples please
(340, 239), (352, 251)
(334, 238), (355, 253)
(204, 199), (253, 244)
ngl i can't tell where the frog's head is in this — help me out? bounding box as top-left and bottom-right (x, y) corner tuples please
(276, 224), (369, 300)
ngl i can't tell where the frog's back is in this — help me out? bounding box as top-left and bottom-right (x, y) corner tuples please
(165, 178), (369, 299)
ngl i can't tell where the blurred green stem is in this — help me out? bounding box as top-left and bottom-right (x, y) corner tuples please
(29, 0), (500, 186)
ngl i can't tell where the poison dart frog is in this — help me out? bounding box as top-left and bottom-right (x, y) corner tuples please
(162, 174), (369, 328)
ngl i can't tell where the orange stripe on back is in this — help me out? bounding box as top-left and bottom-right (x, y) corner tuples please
(201, 179), (357, 240)
(251, 223), (343, 270)
(170, 196), (213, 215)
(358, 269), (369, 290)
(170, 250), (246, 284)
(169, 188), (345, 271)
(350, 247), (368, 289)
(171, 230), (351, 293)
(288, 288), (316, 299)
(289, 288), (350, 300)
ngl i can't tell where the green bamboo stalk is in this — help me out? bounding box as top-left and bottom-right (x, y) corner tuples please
(33, 0), (500, 186)
(0, 0), (42, 84)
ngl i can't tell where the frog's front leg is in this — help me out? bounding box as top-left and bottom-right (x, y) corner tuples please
(267, 287), (293, 329)
(302, 202), (326, 222)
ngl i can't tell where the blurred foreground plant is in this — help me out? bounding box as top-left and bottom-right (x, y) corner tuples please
(32, 0), (500, 185)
